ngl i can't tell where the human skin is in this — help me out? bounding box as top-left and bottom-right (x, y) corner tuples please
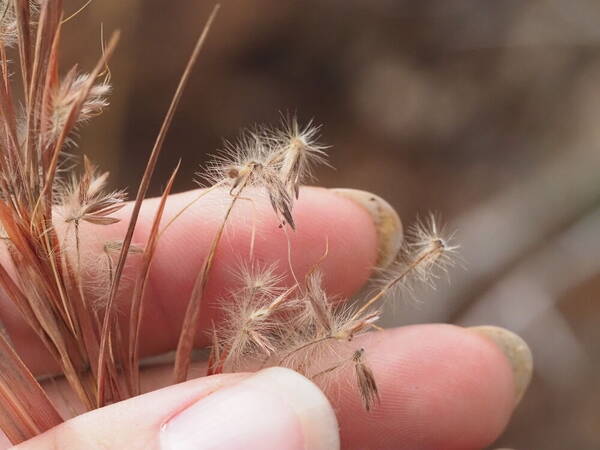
(1, 187), (531, 450)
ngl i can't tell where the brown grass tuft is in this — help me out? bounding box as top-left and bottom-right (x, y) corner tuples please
(0, 1), (457, 444)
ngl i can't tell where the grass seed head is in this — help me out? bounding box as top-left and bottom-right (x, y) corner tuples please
(406, 213), (459, 284)
(353, 348), (379, 411)
(264, 115), (329, 198)
(232, 260), (286, 299)
(58, 156), (125, 226)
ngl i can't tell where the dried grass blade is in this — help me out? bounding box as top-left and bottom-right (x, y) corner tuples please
(0, 51), (20, 154)
(39, 19), (61, 169)
(0, 201), (76, 334)
(2, 238), (100, 414)
(29, 0), (62, 108)
(0, 332), (62, 444)
(26, 0), (62, 176)
(97, 5), (219, 406)
(0, 205), (94, 408)
(62, 257), (100, 382)
(38, 30), (119, 209)
(27, 288), (94, 409)
(0, 264), (47, 344)
(41, 229), (78, 336)
(13, 0), (32, 95)
(174, 189), (240, 382)
(127, 161), (180, 396)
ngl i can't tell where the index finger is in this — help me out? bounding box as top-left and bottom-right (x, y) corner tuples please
(1, 187), (402, 375)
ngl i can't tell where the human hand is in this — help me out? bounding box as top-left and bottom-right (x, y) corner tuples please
(4, 187), (532, 450)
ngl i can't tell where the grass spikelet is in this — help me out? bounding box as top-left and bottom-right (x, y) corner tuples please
(232, 260), (286, 299)
(211, 263), (295, 373)
(352, 213), (458, 319)
(218, 291), (282, 370)
(265, 115), (329, 199)
(48, 71), (110, 145)
(309, 347), (379, 412)
(299, 269), (336, 334)
(405, 213), (459, 284)
(58, 156), (125, 226)
(218, 294), (287, 371)
(205, 130), (272, 187)
(83, 240), (143, 310)
(207, 128), (297, 228)
(352, 348), (379, 411)
(0, 1), (459, 441)
(275, 269), (380, 374)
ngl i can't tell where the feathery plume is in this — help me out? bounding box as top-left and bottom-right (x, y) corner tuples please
(232, 260), (286, 299)
(58, 156), (125, 226)
(353, 348), (379, 411)
(48, 71), (111, 145)
(0, 1), (459, 440)
(216, 269), (296, 371)
(405, 213), (459, 284)
(265, 115), (329, 199)
(206, 130), (297, 228)
(352, 214), (458, 319)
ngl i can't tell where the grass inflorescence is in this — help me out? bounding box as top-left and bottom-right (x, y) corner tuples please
(0, 1), (456, 444)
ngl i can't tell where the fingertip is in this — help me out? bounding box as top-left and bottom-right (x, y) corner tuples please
(333, 324), (519, 449)
(468, 325), (533, 405)
(329, 188), (403, 268)
(161, 367), (339, 450)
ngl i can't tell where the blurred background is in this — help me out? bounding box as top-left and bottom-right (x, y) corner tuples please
(61, 1), (600, 448)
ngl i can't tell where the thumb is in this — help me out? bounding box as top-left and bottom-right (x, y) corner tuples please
(12, 368), (339, 450)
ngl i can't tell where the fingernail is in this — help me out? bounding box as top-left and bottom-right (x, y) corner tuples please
(331, 188), (403, 268)
(160, 367), (339, 450)
(469, 326), (533, 405)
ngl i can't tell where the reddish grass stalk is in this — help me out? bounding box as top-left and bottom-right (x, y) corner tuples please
(38, 31), (120, 210)
(173, 181), (246, 383)
(0, 332), (62, 445)
(96, 5), (220, 406)
(14, 0), (33, 94)
(127, 162), (180, 396)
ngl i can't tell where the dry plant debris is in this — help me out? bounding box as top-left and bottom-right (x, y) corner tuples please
(0, 1), (456, 444)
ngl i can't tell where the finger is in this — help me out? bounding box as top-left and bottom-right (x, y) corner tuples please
(12, 368), (340, 450)
(28, 324), (532, 450)
(1, 187), (402, 374)
(132, 325), (531, 449)
(329, 324), (532, 450)
(120, 187), (401, 357)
